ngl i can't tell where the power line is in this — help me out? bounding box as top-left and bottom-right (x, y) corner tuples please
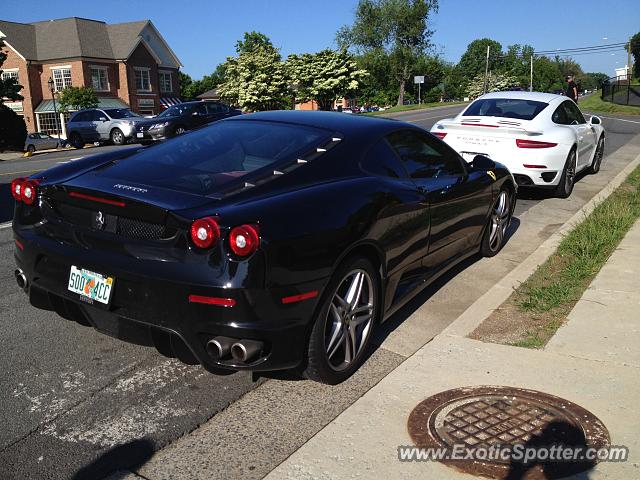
(534, 42), (626, 55)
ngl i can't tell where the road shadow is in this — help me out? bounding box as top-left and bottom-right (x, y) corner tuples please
(505, 420), (595, 480)
(71, 438), (154, 480)
(516, 170), (589, 201)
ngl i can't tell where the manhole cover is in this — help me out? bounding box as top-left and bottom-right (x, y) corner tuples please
(407, 386), (610, 479)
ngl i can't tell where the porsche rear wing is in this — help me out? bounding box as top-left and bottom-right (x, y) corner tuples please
(434, 118), (543, 137)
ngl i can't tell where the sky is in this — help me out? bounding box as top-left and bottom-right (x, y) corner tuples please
(1, 0), (637, 79)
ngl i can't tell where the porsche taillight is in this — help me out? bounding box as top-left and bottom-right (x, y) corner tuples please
(229, 224), (260, 257)
(190, 217), (220, 249)
(516, 139), (558, 149)
(432, 132), (447, 140)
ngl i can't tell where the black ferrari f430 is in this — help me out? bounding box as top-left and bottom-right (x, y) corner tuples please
(12, 111), (516, 384)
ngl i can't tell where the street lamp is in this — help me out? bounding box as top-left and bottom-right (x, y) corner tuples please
(47, 77), (61, 140)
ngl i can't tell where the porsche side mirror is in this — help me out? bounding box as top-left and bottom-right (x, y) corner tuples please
(589, 115), (602, 125)
(99, 117), (107, 122)
(471, 155), (496, 171)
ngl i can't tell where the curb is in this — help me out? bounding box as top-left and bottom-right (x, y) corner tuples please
(442, 148), (640, 339)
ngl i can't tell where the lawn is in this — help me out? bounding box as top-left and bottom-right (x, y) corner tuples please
(470, 164), (640, 348)
(365, 101), (468, 116)
(579, 91), (640, 116)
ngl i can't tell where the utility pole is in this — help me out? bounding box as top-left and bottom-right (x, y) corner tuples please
(530, 55), (534, 92)
(628, 37), (633, 80)
(483, 45), (490, 94)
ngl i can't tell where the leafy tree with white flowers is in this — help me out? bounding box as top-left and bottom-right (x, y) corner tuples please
(218, 33), (289, 111)
(465, 73), (521, 99)
(287, 50), (368, 111)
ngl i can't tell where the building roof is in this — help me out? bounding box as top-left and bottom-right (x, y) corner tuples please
(0, 17), (179, 65)
(196, 88), (220, 99)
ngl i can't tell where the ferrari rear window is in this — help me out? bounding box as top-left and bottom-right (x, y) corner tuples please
(98, 120), (329, 195)
(463, 98), (548, 120)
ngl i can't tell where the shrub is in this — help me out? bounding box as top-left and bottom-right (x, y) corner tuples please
(0, 104), (27, 151)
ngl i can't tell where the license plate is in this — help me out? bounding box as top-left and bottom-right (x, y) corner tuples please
(67, 266), (114, 305)
(136, 132), (144, 138)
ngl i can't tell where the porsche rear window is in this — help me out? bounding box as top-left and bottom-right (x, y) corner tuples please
(99, 120), (329, 195)
(463, 98), (548, 120)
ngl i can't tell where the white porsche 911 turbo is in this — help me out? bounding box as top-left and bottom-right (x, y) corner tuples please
(430, 91), (605, 198)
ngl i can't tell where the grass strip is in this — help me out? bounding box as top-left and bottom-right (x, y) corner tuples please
(365, 101), (467, 116)
(579, 92), (640, 116)
(471, 164), (640, 348)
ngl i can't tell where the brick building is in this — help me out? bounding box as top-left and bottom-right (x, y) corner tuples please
(0, 17), (182, 137)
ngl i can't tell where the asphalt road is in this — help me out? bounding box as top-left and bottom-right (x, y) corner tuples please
(1, 106), (639, 479)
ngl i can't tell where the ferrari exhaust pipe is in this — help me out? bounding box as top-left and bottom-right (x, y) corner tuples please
(206, 336), (235, 360)
(15, 269), (27, 290)
(230, 339), (263, 363)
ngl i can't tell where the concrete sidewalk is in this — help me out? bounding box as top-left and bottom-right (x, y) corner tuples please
(265, 220), (640, 479)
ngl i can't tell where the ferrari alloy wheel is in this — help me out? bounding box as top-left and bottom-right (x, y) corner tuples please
(587, 136), (605, 174)
(556, 149), (577, 198)
(481, 189), (510, 257)
(304, 257), (379, 384)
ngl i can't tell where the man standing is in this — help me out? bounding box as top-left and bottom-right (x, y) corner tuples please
(566, 75), (578, 103)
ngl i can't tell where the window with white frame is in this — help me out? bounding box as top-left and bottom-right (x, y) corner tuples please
(159, 71), (172, 93)
(1, 70), (19, 83)
(52, 68), (72, 91)
(134, 68), (151, 92)
(91, 66), (109, 91)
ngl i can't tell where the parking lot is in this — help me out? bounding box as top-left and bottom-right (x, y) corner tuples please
(1, 106), (639, 479)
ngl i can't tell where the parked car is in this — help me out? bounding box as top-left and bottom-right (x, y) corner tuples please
(430, 91), (605, 198)
(66, 108), (144, 149)
(12, 111), (516, 384)
(147, 101), (242, 140)
(24, 132), (64, 152)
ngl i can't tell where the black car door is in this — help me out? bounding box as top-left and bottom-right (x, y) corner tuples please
(387, 130), (493, 269)
(360, 137), (431, 309)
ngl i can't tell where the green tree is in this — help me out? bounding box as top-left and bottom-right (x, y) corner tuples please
(236, 31), (277, 55)
(218, 34), (289, 111)
(181, 65), (227, 100)
(178, 71), (193, 99)
(457, 39), (503, 85)
(0, 39), (23, 102)
(287, 50), (368, 110)
(58, 86), (99, 111)
(629, 32), (640, 79)
(0, 104), (27, 151)
(338, 0), (439, 106)
(531, 56), (563, 92)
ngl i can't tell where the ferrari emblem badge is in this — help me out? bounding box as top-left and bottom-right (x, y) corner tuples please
(487, 171), (496, 181)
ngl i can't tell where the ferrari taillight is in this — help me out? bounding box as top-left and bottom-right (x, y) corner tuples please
(11, 177), (25, 201)
(229, 224), (260, 257)
(21, 179), (40, 205)
(516, 139), (558, 149)
(12, 178), (39, 205)
(190, 217), (220, 249)
(432, 132), (447, 140)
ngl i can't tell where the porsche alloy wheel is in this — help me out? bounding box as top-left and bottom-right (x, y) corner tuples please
(481, 190), (510, 257)
(588, 136), (605, 174)
(304, 257), (379, 384)
(556, 149), (577, 198)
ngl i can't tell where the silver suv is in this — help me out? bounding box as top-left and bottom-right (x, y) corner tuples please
(66, 108), (144, 149)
